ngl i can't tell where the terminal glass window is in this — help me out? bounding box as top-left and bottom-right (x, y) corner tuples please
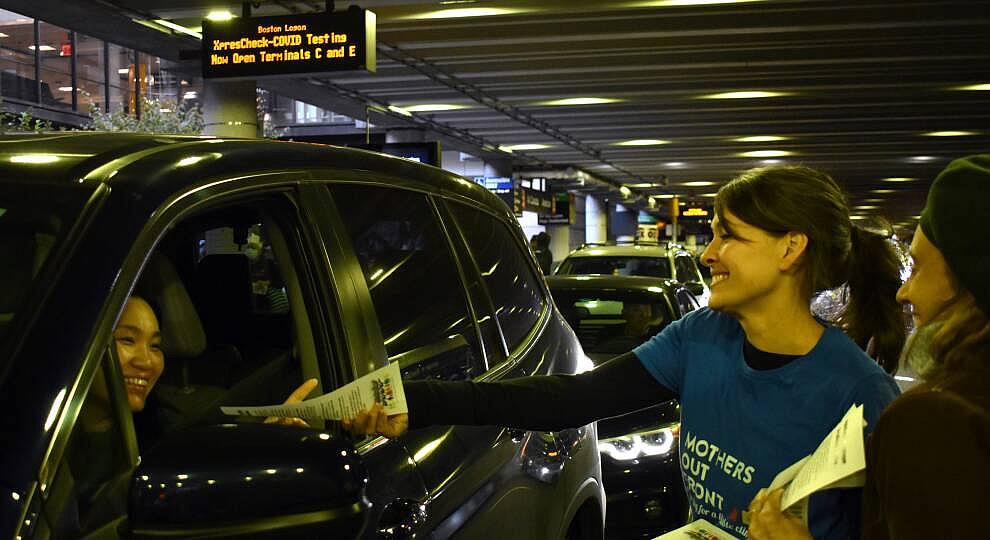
(0, 10), (36, 104)
(38, 21), (72, 109)
(106, 43), (135, 114)
(447, 202), (545, 351)
(75, 33), (105, 112)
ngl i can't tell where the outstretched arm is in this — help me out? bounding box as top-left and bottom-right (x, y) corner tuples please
(344, 352), (676, 437)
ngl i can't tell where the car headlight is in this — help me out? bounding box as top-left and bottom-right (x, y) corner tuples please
(598, 423), (679, 461)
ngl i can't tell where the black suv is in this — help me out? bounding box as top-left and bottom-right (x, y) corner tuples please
(0, 134), (604, 539)
(547, 275), (702, 538)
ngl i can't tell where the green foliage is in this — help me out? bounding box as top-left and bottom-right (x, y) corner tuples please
(87, 97), (204, 134)
(0, 110), (54, 133)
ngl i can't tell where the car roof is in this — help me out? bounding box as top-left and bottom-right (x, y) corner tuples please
(0, 132), (507, 213)
(565, 243), (679, 258)
(546, 274), (680, 295)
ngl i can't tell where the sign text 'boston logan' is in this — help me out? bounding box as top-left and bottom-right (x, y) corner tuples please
(203, 9), (376, 79)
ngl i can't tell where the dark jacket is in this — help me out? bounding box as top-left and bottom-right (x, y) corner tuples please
(861, 365), (990, 539)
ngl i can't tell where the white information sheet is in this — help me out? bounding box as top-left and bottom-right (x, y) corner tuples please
(221, 362), (407, 420)
(652, 519), (736, 540)
(766, 403), (868, 523)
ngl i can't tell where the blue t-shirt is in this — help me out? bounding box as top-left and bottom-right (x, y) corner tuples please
(634, 308), (899, 539)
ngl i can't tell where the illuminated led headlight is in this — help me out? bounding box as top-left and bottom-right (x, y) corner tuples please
(599, 424), (679, 461)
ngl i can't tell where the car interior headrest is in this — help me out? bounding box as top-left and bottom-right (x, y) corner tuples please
(194, 254), (253, 342)
(137, 253), (207, 359)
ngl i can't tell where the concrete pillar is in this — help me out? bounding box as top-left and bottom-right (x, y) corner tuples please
(585, 195), (607, 243)
(610, 202), (637, 240)
(549, 224), (570, 267)
(203, 79), (259, 138)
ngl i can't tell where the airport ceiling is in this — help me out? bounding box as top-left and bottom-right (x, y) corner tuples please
(10, 0), (990, 227)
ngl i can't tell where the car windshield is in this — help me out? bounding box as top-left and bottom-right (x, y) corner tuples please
(557, 256), (672, 278)
(553, 290), (674, 362)
(0, 184), (90, 348)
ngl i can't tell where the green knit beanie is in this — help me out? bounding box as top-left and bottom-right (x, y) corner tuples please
(919, 154), (990, 316)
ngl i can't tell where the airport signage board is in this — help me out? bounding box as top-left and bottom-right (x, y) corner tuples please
(203, 9), (376, 79)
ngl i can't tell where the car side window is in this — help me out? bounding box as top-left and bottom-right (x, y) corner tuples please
(674, 254), (700, 284)
(43, 354), (134, 538)
(328, 184), (483, 381)
(446, 201), (544, 352)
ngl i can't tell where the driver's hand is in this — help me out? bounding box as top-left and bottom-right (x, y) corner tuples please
(264, 378), (319, 428)
(342, 403), (409, 439)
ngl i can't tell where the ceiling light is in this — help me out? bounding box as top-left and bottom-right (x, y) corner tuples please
(614, 139), (669, 146)
(882, 177), (916, 183)
(405, 8), (526, 19)
(850, 215), (868, 220)
(861, 198), (884, 203)
(733, 135), (788, 142)
(28, 45), (55, 51)
(183, 91), (198, 99)
(0, 33), (9, 38)
(664, 161), (686, 168)
(57, 86), (74, 92)
(922, 130), (977, 137)
(760, 159), (784, 165)
(871, 189), (896, 194)
(628, 182), (663, 188)
(701, 192), (719, 197)
(499, 144), (551, 152)
(206, 10), (234, 21)
(682, 181), (716, 187)
(619, 186), (633, 197)
(117, 68), (130, 75)
(653, 194), (675, 199)
(854, 205), (879, 210)
(738, 150), (793, 158)
(952, 83), (990, 91)
(154, 19), (203, 39)
(698, 91), (790, 99)
(539, 97), (621, 106)
(401, 104), (469, 112)
(387, 105), (413, 117)
(907, 156), (936, 163)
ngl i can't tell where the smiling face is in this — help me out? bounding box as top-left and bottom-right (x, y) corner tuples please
(114, 297), (165, 412)
(897, 226), (958, 327)
(700, 210), (797, 317)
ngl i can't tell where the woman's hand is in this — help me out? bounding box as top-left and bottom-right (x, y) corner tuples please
(264, 378), (319, 428)
(746, 488), (812, 540)
(341, 403), (409, 439)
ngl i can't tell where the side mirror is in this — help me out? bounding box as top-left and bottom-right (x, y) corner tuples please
(129, 424), (369, 539)
(685, 282), (705, 297)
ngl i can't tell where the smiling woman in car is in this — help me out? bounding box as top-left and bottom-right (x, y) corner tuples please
(346, 164), (906, 540)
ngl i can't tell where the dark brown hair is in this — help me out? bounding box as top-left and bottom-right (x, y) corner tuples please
(715, 165), (906, 372)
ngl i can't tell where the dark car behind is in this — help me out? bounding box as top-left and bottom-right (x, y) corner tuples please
(548, 275), (702, 538)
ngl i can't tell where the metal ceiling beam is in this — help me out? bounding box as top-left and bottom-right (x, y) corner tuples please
(376, 41), (661, 190)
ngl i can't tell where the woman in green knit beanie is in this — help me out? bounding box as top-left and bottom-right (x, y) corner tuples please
(748, 155), (990, 539)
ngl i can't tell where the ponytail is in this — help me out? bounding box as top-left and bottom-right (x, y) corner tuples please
(837, 226), (906, 374)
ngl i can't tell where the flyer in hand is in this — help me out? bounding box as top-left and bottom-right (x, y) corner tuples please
(764, 403), (868, 523)
(221, 362), (407, 420)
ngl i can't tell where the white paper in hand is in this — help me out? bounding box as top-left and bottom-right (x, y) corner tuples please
(652, 519), (736, 540)
(221, 362), (407, 420)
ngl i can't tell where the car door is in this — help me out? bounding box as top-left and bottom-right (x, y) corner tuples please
(320, 182), (584, 539)
(22, 176), (408, 539)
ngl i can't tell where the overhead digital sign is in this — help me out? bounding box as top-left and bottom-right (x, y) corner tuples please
(203, 8), (376, 79)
